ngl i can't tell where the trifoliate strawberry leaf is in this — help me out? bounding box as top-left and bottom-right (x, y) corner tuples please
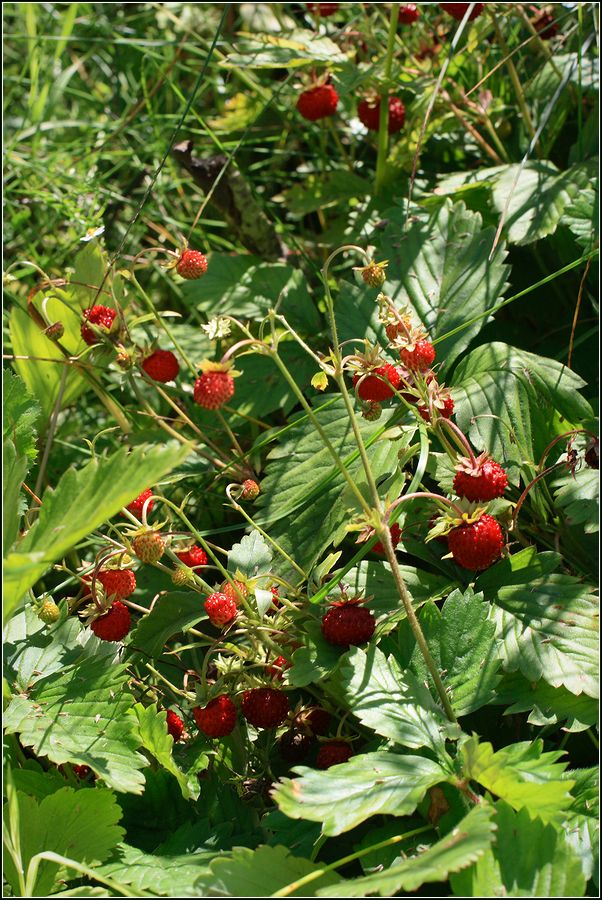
(461, 736), (574, 820)
(451, 342), (593, 470)
(395, 588), (503, 717)
(3, 785), (124, 898)
(3, 442), (191, 619)
(273, 751), (447, 836)
(129, 591), (207, 659)
(129, 704), (197, 801)
(227, 530), (273, 578)
(487, 574), (598, 698)
(493, 671), (598, 732)
(551, 466), (599, 534)
(337, 645), (460, 758)
(3, 658), (147, 794)
(450, 801), (586, 898)
(315, 803), (496, 898)
(376, 199), (510, 371)
(192, 844), (342, 897)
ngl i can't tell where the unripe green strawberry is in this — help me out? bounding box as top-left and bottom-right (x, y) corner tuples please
(38, 598), (60, 624)
(132, 530), (165, 563)
(172, 566), (191, 586)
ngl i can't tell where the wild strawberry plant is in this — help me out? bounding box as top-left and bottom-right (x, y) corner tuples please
(3, 2), (599, 898)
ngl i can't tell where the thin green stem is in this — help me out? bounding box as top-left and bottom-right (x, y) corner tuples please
(271, 824), (434, 898)
(375, 3), (399, 196)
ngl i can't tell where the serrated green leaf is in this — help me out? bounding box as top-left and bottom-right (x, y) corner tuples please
(461, 736), (574, 820)
(451, 801), (586, 897)
(3, 442), (191, 619)
(288, 621), (345, 688)
(396, 588), (502, 717)
(3, 786), (124, 897)
(94, 842), (214, 897)
(227, 530), (273, 579)
(3, 658), (147, 793)
(338, 645), (459, 757)
(451, 343), (593, 468)
(489, 574), (598, 698)
(130, 704), (196, 801)
(3, 369), (40, 460)
(562, 183), (599, 250)
(184, 254), (320, 333)
(129, 590), (206, 659)
(376, 200), (510, 371)
(317, 803), (496, 897)
(193, 844), (342, 897)
(273, 751), (447, 836)
(494, 671), (598, 732)
(560, 767), (599, 884)
(490, 159), (597, 245)
(552, 466), (599, 534)
(3, 439), (29, 553)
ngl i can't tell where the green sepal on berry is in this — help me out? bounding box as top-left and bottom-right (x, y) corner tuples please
(426, 501), (489, 542)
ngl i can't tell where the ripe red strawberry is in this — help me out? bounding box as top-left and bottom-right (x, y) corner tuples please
(37, 598), (60, 624)
(176, 545), (208, 568)
(316, 740), (353, 769)
(399, 339), (436, 372)
(448, 514), (503, 571)
(266, 655), (290, 680)
(358, 96), (406, 134)
(72, 764), (93, 780)
(193, 695), (237, 737)
(321, 602), (375, 647)
(280, 729), (312, 763)
(306, 2), (339, 16)
(453, 456), (508, 502)
(418, 395), (455, 422)
(132, 531), (165, 564)
(141, 349), (180, 383)
(297, 83), (339, 121)
(241, 687), (290, 729)
(440, 3), (484, 21)
(399, 4), (420, 23)
(300, 707), (331, 736)
(372, 522), (402, 555)
(220, 580), (249, 603)
(176, 249), (208, 280)
(81, 305), (116, 346)
(241, 479), (260, 501)
(166, 709), (184, 742)
(353, 363), (401, 402)
(204, 592), (237, 627)
(90, 600), (131, 641)
(97, 569), (136, 600)
(126, 488), (154, 517)
(193, 370), (234, 409)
